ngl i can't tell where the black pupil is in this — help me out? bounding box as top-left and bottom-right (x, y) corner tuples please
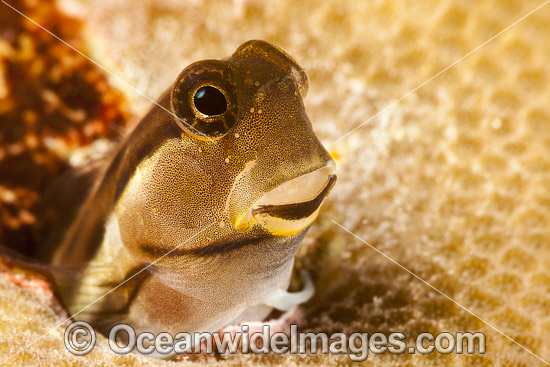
(193, 86), (227, 116)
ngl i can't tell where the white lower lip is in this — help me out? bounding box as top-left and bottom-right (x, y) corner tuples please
(234, 161), (336, 233)
(253, 161), (336, 207)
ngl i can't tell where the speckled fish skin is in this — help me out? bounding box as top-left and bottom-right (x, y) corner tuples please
(43, 40), (336, 340)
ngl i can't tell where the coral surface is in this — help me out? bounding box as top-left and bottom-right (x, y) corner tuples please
(0, 0), (549, 366)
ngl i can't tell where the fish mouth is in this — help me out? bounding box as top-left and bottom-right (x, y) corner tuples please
(233, 162), (337, 236)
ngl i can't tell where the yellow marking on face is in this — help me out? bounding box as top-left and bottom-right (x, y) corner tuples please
(256, 208), (321, 236)
(231, 163), (335, 233)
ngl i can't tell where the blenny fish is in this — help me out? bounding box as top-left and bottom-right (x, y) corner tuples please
(34, 40), (336, 344)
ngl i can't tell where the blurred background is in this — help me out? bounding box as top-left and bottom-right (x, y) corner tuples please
(0, 0), (549, 366)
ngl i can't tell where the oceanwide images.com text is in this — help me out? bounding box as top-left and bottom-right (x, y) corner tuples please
(64, 321), (486, 361)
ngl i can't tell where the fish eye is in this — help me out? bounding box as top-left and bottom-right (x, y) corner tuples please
(171, 60), (238, 140)
(193, 86), (227, 116)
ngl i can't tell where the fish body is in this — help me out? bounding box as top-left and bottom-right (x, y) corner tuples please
(39, 40), (336, 341)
